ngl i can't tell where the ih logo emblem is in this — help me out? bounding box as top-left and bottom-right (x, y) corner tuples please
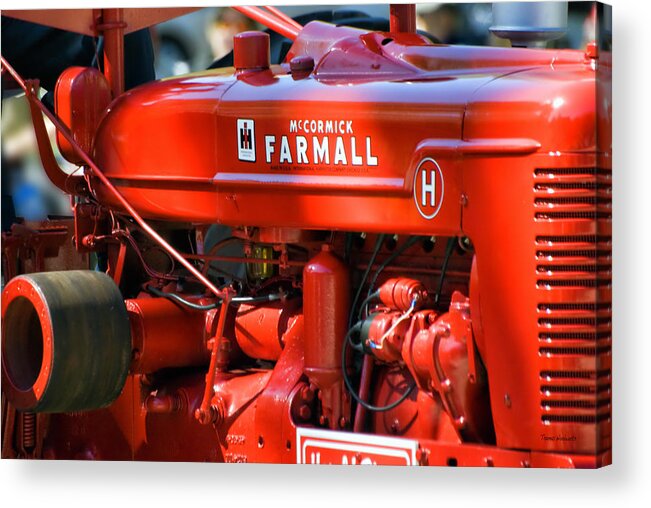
(237, 118), (256, 162)
(413, 157), (444, 220)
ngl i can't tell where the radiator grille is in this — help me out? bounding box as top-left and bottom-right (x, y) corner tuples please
(533, 167), (612, 430)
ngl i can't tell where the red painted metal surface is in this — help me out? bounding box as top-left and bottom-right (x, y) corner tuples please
(378, 277), (427, 311)
(22, 78), (86, 195)
(390, 4), (416, 33)
(235, 300), (301, 361)
(303, 246), (351, 430)
(127, 298), (210, 374)
(233, 31), (271, 72)
(0, 6), (611, 467)
(55, 67), (112, 165)
(101, 8), (125, 97)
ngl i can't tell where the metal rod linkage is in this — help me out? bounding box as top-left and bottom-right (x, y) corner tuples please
(263, 6), (303, 31)
(233, 5), (301, 40)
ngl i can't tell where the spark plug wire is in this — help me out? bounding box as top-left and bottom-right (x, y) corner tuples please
(145, 285), (284, 310)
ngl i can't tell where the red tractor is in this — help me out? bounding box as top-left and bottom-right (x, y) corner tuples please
(1, 3), (611, 467)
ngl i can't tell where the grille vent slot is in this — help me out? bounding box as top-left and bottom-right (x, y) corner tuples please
(536, 264), (611, 273)
(542, 399), (610, 409)
(534, 182), (610, 191)
(534, 168), (611, 176)
(538, 316), (611, 326)
(542, 414), (610, 424)
(540, 384), (610, 394)
(539, 346), (611, 356)
(539, 331), (611, 341)
(534, 196), (611, 205)
(535, 235), (611, 244)
(536, 278), (611, 288)
(537, 303), (611, 312)
(537, 249), (611, 259)
(535, 211), (612, 220)
(540, 369), (611, 380)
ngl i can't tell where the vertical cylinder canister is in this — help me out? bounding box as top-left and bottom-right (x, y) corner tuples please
(233, 31), (270, 72)
(303, 245), (350, 428)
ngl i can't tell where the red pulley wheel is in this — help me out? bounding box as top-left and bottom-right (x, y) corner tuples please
(1, 270), (131, 412)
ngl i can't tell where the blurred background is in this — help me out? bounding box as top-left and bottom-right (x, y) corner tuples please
(1, 2), (602, 227)
(154, 3), (599, 77)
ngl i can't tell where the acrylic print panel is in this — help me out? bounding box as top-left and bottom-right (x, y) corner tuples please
(0, 1), (611, 467)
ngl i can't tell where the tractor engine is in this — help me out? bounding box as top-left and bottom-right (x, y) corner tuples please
(0, 4), (611, 467)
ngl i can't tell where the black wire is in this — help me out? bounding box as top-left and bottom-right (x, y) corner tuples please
(146, 285), (281, 311)
(233, 294), (282, 304)
(147, 286), (220, 310)
(346, 322), (364, 352)
(343, 234), (422, 413)
(363, 235), (423, 317)
(341, 327), (416, 412)
(348, 234), (386, 329)
(435, 237), (456, 305)
(357, 290), (380, 321)
(366, 236), (422, 296)
(343, 233), (354, 263)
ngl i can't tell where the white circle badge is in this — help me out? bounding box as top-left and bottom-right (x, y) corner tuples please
(413, 157), (445, 220)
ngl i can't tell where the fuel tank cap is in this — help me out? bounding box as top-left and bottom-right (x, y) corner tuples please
(234, 31), (270, 72)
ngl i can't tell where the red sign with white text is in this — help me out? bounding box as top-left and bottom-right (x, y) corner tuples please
(296, 427), (419, 465)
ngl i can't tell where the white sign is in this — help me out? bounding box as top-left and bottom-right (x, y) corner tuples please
(237, 118), (256, 162)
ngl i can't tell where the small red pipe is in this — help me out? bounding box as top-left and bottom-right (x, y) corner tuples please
(101, 8), (125, 97)
(23, 80), (85, 195)
(233, 6), (300, 40)
(390, 4), (417, 33)
(0, 55), (229, 301)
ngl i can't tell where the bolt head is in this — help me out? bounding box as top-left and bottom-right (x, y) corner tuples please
(298, 405), (312, 420)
